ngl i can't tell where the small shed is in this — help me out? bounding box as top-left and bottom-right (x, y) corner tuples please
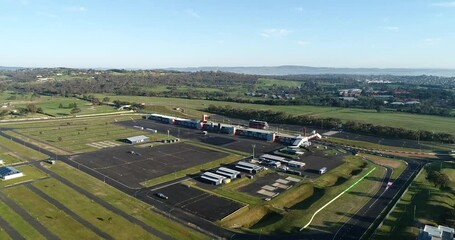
(0, 166), (24, 180)
(124, 135), (149, 144)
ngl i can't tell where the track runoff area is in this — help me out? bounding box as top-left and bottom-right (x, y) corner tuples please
(300, 167), (377, 230)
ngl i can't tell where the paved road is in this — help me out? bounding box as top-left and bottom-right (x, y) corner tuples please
(25, 183), (113, 240)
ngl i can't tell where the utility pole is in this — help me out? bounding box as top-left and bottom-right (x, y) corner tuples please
(413, 205), (416, 221)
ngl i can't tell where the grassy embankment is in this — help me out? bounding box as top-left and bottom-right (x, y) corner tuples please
(219, 156), (387, 236)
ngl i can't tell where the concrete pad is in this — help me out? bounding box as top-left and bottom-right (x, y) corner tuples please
(257, 189), (276, 197)
(272, 183), (289, 189)
(86, 143), (102, 149)
(262, 185), (277, 191)
(276, 179), (290, 184)
(285, 177), (301, 182)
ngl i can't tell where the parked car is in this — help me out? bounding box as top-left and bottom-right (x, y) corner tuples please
(156, 193), (168, 200)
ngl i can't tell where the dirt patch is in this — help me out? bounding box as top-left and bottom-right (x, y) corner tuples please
(364, 155), (402, 168)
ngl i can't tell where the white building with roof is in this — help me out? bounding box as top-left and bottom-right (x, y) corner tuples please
(124, 135), (149, 144)
(0, 166), (24, 180)
(418, 225), (454, 240)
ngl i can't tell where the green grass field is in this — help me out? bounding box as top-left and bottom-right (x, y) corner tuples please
(0, 200), (45, 240)
(33, 178), (157, 239)
(256, 78), (302, 88)
(3, 186), (100, 239)
(48, 162), (209, 240)
(0, 136), (48, 160)
(375, 162), (455, 239)
(0, 150), (24, 165)
(92, 95), (455, 135)
(9, 117), (166, 153)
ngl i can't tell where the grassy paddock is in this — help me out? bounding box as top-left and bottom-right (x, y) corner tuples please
(10, 117), (164, 153)
(48, 163), (209, 240)
(33, 178), (157, 239)
(0, 200), (44, 240)
(0, 136), (48, 160)
(3, 185), (99, 239)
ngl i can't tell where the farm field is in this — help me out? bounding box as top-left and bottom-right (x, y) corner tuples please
(93, 95), (455, 135)
(375, 162), (455, 239)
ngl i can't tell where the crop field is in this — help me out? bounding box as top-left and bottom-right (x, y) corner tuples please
(256, 78), (302, 88)
(375, 162), (455, 239)
(10, 118), (166, 153)
(92, 95), (455, 135)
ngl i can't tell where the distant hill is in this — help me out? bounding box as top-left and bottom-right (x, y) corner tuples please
(0, 66), (23, 70)
(167, 65), (455, 77)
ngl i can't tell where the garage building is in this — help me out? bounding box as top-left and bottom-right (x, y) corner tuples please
(216, 167), (240, 179)
(125, 135), (149, 144)
(0, 166), (24, 180)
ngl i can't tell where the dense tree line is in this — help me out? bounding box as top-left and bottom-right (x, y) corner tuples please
(206, 105), (455, 143)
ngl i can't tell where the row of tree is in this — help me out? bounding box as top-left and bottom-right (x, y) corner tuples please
(206, 105), (455, 143)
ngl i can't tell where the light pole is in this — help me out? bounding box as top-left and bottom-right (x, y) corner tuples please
(167, 129), (170, 140)
(252, 144), (256, 159)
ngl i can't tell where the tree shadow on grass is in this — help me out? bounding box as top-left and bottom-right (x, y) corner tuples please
(291, 188), (325, 210)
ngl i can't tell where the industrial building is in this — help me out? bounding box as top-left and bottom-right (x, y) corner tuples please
(236, 128), (275, 141)
(147, 113), (320, 146)
(418, 225), (454, 240)
(0, 166), (24, 180)
(259, 154), (288, 164)
(288, 161), (305, 168)
(216, 167), (240, 179)
(259, 159), (281, 168)
(124, 135), (149, 144)
(201, 172), (231, 185)
(235, 161), (263, 174)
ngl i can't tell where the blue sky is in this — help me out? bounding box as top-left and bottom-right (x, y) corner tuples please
(1, 0), (454, 68)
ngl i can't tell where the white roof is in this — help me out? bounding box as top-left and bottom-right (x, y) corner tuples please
(202, 172), (226, 180)
(260, 154), (286, 161)
(218, 167), (240, 175)
(126, 135), (149, 142)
